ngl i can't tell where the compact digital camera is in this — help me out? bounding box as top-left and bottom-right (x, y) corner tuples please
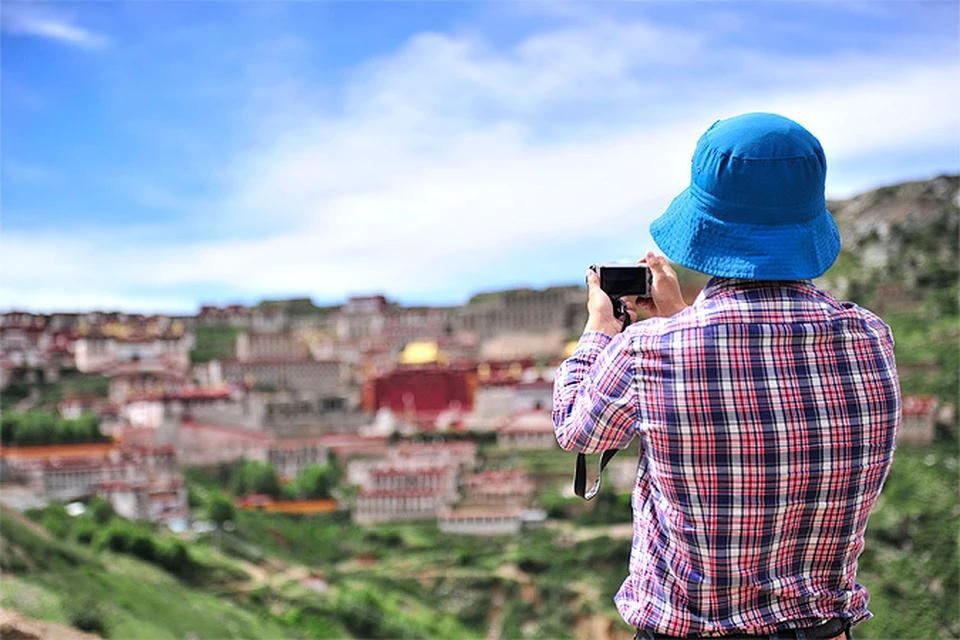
(588, 263), (652, 299)
(588, 263), (652, 321)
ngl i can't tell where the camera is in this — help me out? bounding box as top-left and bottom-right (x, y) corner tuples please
(588, 263), (652, 299)
(588, 263), (652, 321)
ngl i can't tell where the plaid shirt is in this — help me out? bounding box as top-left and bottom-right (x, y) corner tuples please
(553, 278), (900, 637)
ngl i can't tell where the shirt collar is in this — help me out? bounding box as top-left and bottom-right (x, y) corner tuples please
(696, 277), (824, 303)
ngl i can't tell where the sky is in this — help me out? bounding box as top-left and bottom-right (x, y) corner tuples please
(2, 1), (958, 314)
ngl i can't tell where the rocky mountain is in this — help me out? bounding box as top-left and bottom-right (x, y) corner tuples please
(821, 174), (959, 307)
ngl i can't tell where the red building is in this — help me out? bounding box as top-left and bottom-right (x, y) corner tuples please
(363, 365), (476, 427)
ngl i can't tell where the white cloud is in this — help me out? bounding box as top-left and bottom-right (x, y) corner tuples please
(2, 6), (108, 50)
(3, 12), (958, 312)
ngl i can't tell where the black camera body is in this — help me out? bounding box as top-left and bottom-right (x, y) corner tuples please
(588, 263), (652, 320)
(589, 262), (652, 298)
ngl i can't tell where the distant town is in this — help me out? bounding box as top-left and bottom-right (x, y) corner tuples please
(0, 283), (947, 533)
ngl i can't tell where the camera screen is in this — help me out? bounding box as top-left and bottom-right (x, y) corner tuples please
(599, 265), (650, 298)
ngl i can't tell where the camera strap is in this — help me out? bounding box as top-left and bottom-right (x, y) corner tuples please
(574, 449), (620, 500)
(573, 302), (629, 500)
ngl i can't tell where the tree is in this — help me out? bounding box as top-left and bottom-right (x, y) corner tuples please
(295, 464), (337, 500)
(231, 461), (281, 498)
(208, 494), (236, 528)
(89, 497), (115, 524)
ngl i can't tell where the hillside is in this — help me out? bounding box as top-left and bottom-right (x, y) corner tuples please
(823, 174), (959, 306)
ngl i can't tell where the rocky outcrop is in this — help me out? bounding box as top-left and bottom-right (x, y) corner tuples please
(821, 174), (959, 301)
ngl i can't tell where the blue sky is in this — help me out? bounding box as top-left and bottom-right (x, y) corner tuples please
(3, 1), (958, 313)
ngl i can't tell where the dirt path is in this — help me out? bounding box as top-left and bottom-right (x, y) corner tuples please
(484, 580), (506, 640)
(0, 608), (99, 640)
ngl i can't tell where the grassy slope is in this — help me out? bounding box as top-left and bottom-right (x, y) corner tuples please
(4, 442), (957, 640)
(0, 505), (292, 639)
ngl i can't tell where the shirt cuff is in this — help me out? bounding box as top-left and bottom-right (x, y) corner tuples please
(575, 331), (613, 357)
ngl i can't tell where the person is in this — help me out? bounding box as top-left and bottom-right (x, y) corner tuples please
(552, 112), (901, 640)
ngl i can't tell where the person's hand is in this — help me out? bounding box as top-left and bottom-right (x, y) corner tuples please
(583, 269), (638, 337)
(637, 252), (688, 318)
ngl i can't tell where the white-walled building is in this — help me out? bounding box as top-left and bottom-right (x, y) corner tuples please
(497, 410), (558, 450)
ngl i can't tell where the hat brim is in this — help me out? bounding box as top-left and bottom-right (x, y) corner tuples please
(650, 187), (841, 280)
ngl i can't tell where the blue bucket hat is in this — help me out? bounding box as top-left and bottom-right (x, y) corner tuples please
(650, 112), (840, 280)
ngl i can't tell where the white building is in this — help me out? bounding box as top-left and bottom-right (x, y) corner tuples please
(438, 508), (524, 536)
(497, 410), (558, 450)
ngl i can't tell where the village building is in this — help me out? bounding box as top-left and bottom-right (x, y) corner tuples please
(368, 464), (457, 498)
(467, 366), (555, 431)
(0, 442), (188, 523)
(317, 433), (390, 466)
(438, 508), (525, 536)
(393, 440), (478, 472)
(352, 489), (443, 525)
(382, 306), (451, 347)
(176, 420), (272, 467)
(462, 469), (536, 507)
(121, 387), (234, 430)
(347, 440), (471, 525)
(497, 410), (558, 450)
(345, 440), (475, 488)
(899, 394), (940, 445)
(450, 287), (586, 339)
(335, 296), (389, 341)
(197, 304), (252, 328)
(268, 438), (330, 482)
(215, 357), (346, 395)
(74, 326), (191, 374)
(0, 316), (49, 369)
(362, 364), (475, 429)
(104, 359), (189, 404)
(236, 331), (308, 361)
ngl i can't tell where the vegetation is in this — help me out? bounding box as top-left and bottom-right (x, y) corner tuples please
(2, 368), (109, 411)
(0, 504), (289, 639)
(189, 325), (239, 364)
(0, 410), (108, 446)
(4, 439), (958, 640)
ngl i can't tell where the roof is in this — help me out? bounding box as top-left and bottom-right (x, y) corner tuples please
(356, 489), (440, 499)
(439, 507), (523, 521)
(399, 341), (439, 365)
(1, 442), (116, 461)
(269, 438), (329, 451)
(498, 410), (556, 435)
(371, 465), (453, 477)
(180, 421), (273, 442)
(902, 394), (938, 417)
(394, 440), (477, 454)
(466, 469), (530, 484)
(126, 387), (232, 403)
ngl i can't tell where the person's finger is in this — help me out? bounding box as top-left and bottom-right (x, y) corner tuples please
(585, 269), (600, 289)
(623, 297), (641, 324)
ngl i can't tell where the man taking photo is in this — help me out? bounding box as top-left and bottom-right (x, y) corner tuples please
(553, 112), (901, 640)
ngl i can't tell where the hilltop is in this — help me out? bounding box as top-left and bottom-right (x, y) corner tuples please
(823, 174), (959, 305)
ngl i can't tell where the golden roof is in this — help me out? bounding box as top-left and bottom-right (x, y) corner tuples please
(399, 341), (439, 365)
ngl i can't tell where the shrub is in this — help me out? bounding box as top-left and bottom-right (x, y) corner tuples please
(89, 497), (115, 525)
(73, 520), (97, 545)
(66, 597), (110, 637)
(40, 512), (71, 539)
(155, 539), (192, 577)
(96, 522), (134, 553)
(129, 533), (156, 562)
